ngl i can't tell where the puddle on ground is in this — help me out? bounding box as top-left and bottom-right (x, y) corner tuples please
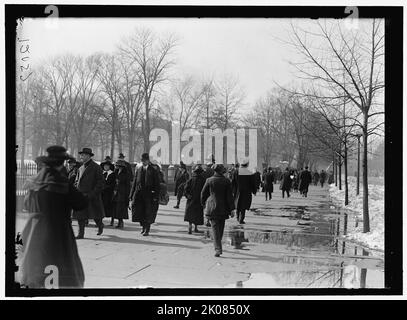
(206, 204), (384, 288)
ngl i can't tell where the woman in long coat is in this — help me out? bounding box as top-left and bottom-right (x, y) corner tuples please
(101, 161), (116, 226)
(173, 164), (190, 209)
(184, 164), (206, 234)
(112, 160), (130, 229)
(18, 146), (88, 288)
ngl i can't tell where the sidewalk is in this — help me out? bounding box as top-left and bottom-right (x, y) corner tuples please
(15, 185), (384, 288)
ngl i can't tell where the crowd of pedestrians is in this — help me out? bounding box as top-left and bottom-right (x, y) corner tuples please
(17, 144), (332, 288)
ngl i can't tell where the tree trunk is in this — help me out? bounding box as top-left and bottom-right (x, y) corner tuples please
(144, 96), (151, 152)
(362, 116), (370, 232)
(334, 153), (337, 186)
(344, 141), (349, 206)
(357, 135), (361, 196)
(20, 112), (26, 174)
(338, 156), (342, 191)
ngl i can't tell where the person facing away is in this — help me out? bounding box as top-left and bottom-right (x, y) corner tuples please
(112, 160), (131, 229)
(320, 170), (327, 187)
(183, 164), (206, 234)
(280, 167), (293, 199)
(72, 147), (106, 239)
(174, 162), (190, 209)
(231, 158), (257, 224)
(129, 152), (160, 236)
(201, 164), (235, 257)
(18, 146), (88, 288)
(264, 167), (275, 200)
(100, 159), (116, 226)
(299, 166), (313, 197)
(313, 170), (320, 186)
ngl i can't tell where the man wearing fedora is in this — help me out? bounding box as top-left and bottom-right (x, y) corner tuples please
(129, 153), (160, 236)
(73, 147), (106, 238)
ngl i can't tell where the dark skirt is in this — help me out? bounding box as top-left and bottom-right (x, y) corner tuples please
(184, 201), (204, 225)
(113, 201), (129, 219)
(18, 213), (84, 288)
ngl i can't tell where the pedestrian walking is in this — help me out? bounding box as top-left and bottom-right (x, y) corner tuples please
(150, 160), (166, 222)
(72, 147), (105, 239)
(129, 153), (160, 236)
(173, 162), (189, 209)
(232, 158), (257, 224)
(201, 164), (235, 257)
(280, 167), (292, 198)
(67, 157), (80, 186)
(111, 160), (131, 229)
(18, 146), (88, 288)
(184, 164), (206, 234)
(299, 166), (313, 197)
(320, 170), (327, 187)
(117, 152), (134, 184)
(264, 167), (275, 200)
(254, 168), (262, 193)
(313, 171), (320, 186)
(101, 159), (116, 226)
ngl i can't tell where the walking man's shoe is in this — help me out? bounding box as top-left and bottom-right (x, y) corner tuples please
(97, 224), (104, 235)
(214, 252), (221, 257)
(76, 234), (84, 240)
(173, 205), (179, 209)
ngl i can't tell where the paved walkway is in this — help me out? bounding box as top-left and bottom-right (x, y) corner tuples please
(15, 184), (384, 288)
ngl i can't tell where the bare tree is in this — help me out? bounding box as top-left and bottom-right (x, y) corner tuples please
(286, 19), (384, 232)
(119, 28), (177, 152)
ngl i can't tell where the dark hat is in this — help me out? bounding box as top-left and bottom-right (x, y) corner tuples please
(78, 147), (94, 156)
(115, 159), (127, 167)
(104, 156), (112, 162)
(305, 166), (309, 169)
(213, 163), (226, 174)
(180, 162), (187, 169)
(101, 161), (114, 171)
(141, 153), (150, 161)
(67, 156), (77, 164)
(193, 164), (204, 173)
(118, 153), (125, 159)
(42, 145), (70, 163)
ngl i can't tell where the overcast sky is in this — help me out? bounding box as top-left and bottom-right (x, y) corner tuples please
(17, 17), (309, 108)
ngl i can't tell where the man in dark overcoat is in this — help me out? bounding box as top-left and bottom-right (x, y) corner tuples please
(173, 162), (189, 209)
(299, 166), (313, 197)
(201, 164), (235, 257)
(73, 147), (105, 238)
(264, 167), (275, 200)
(231, 158), (257, 224)
(280, 167), (292, 198)
(129, 153), (160, 236)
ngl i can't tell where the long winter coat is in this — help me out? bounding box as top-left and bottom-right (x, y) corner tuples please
(280, 171), (293, 191)
(232, 167), (257, 211)
(112, 168), (130, 219)
(72, 159), (105, 220)
(183, 171), (206, 225)
(201, 172), (235, 220)
(264, 171), (275, 192)
(18, 167), (88, 288)
(299, 170), (313, 192)
(174, 170), (189, 197)
(101, 170), (116, 218)
(130, 164), (160, 224)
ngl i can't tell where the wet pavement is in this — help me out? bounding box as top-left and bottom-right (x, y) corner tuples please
(15, 184), (384, 289)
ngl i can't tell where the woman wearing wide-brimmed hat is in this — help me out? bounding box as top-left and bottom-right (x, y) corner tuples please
(183, 164), (206, 234)
(18, 146), (88, 288)
(100, 159), (116, 226)
(112, 159), (131, 229)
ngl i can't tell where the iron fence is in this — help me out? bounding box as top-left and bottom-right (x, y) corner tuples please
(16, 162), (38, 196)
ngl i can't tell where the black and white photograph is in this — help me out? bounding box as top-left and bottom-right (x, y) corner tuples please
(3, 2), (403, 297)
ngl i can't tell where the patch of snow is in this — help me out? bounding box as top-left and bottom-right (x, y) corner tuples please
(329, 176), (384, 251)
